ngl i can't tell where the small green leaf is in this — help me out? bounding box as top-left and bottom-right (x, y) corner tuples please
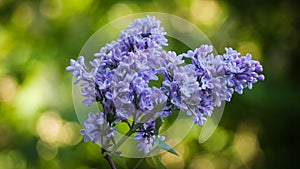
(115, 121), (130, 135)
(154, 138), (179, 156)
(154, 117), (163, 135)
(152, 156), (167, 169)
(160, 110), (179, 133)
(107, 152), (128, 169)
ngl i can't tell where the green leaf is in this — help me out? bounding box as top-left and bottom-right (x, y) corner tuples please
(152, 156), (167, 169)
(96, 102), (103, 112)
(114, 121), (130, 135)
(107, 152), (128, 169)
(154, 138), (179, 156)
(154, 117), (163, 135)
(133, 158), (144, 169)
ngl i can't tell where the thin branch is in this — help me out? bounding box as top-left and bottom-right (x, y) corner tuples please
(102, 148), (117, 169)
(112, 123), (143, 152)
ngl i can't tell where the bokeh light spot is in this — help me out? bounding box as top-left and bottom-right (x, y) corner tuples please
(11, 3), (34, 29)
(0, 75), (18, 103)
(39, 0), (62, 19)
(190, 0), (222, 25)
(161, 144), (185, 169)
(189, 156), (215, 169)
(36, 140), (58, 160)
(108, 3), (133, 22)
(36, 110), (82, 146)
(62, 0), (93, 14)
(201, 127), (229, 152)
(36, 111), (63, 144)
(0, 150), (27, 169)
(14, 65), (49, 117)
(233, 123), (260, 164)
(0, 28), (14, 60)
(59, 122), (82, 146)
(238, 41), (262, 61)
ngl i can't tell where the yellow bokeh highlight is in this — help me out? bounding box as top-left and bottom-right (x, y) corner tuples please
(189, 156), (215, 169)
(0, 0), (4, 8)
(36, 140), (58, 160)
(238, 41), (262, 61)
(14, 65), (48, 117)
(36, 111), (82, 146)
(0, 28), (14, 60)
(108, 3), (133, 22)
(36, 111), (63, 144)
(39, 0), (93, 19)
(161, 143), (185, 169)
(39, 0), (63, 19)
(59, 122), (82, 146)
(233, 123), (261, 164)
(11, 3), (34, 29)
(190, 0), (223, 25)
(62, 0), (94, 13)
(0, 75), (18, 103)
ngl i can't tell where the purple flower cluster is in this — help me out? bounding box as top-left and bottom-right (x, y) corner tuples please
(180, 45), (265, 126)
(93, 16), (167, 68)
(81, 112), (116, 147)
(66, 56), (97, 106)
(66, 16), (264, 154)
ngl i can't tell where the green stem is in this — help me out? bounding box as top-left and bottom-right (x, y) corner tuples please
(112, 122), (143, 152)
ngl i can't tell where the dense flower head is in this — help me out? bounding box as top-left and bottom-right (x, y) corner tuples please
(222, 47), (265, 94)
(109, 53), (168, 122)
(66, 16), (264, 154)
(81, 112), (116, 148)
(93, 16), (167, 69)
(178, 44), (264, 125)
(120, 15), (168, 49)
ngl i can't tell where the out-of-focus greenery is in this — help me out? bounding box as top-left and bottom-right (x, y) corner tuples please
(0, 0), (299, 169)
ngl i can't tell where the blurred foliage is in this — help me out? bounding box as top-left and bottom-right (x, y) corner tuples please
(0, 0), (299, 169)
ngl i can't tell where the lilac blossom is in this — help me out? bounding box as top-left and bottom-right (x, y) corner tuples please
(80, 112), (116, 148)
(222, 47), (265, 94)
(108, 50), (168, 122)
(66, 16), (265, 155)
(134, 121), (165, 154)
(180, 45), (264, 126)
(119, 15), (168, 50)
(66, 56), (97, 107)
(93, 16), (167, 68)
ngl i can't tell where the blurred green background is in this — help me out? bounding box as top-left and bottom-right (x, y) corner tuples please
(0, 0), (299, 169)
